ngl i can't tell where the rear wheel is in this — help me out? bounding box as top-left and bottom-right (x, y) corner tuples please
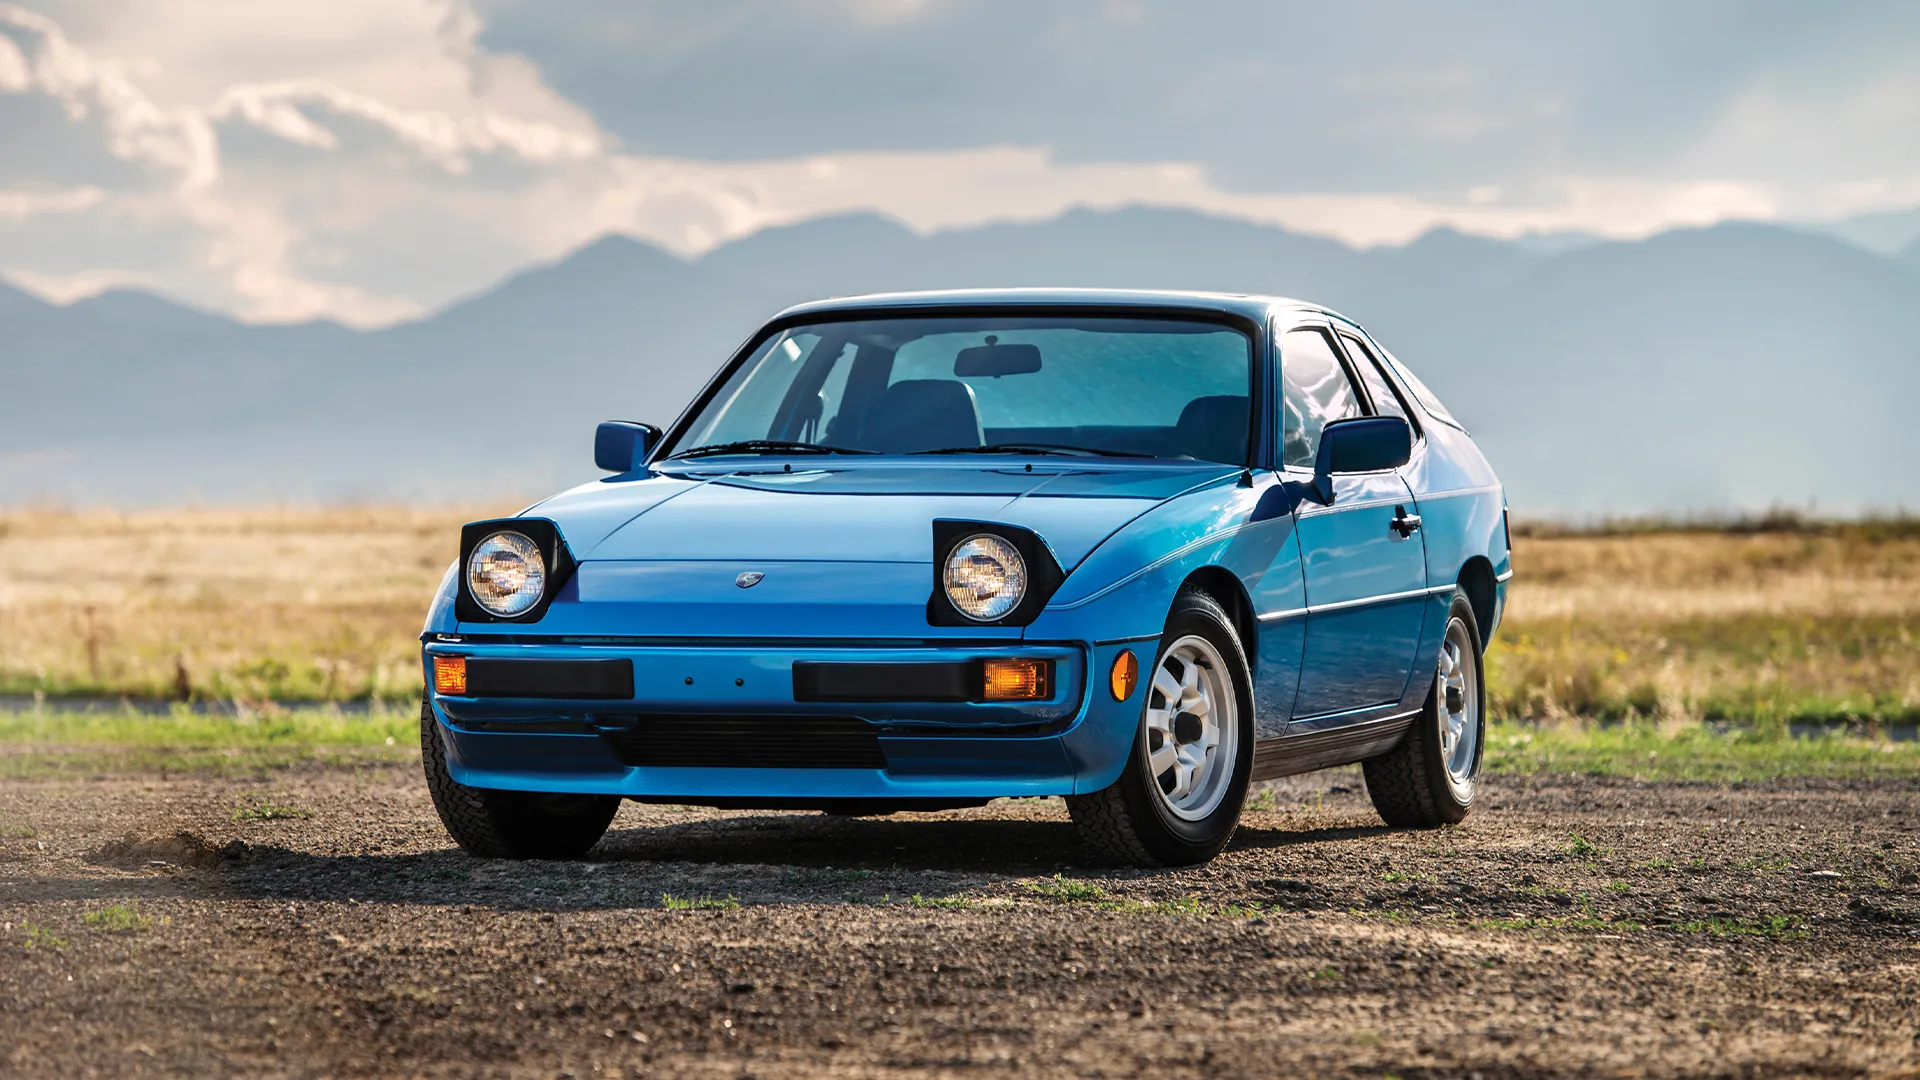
(1362, 591), (1484, 827)
(420, 697), (621, 858)
(1067, 588), (1254, 866)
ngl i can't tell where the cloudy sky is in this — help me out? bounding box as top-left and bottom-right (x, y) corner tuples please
(2, 0), (1916, 326)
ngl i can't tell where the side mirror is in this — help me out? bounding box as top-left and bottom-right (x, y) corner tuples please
(1311, 416), (1411, 502)
(594, 421), (662, 472)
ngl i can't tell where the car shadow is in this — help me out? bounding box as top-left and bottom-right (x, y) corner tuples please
(18, 809), (1402, 911)
(1227, 821), (1395, 850)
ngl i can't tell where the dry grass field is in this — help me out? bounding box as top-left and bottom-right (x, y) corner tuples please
(4, 506), (1918, 728)
(1494, 518), (1920, 727)
(0, 506), (503, 703)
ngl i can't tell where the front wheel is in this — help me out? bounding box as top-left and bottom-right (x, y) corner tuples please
(420, 698), (621, 858)
(1067, 587), (1254, 866)
(1362, 590), (1485, 827)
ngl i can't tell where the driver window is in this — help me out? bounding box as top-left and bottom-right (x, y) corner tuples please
(1280, 328), (1362, 469)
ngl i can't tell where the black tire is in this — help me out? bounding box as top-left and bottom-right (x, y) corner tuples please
(1363, 591), (1485, 827)
(1067, 587), (1255, 867)
(420, 697), (621, 859)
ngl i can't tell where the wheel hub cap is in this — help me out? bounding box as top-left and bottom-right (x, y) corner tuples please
(1143, 635), (1239, 821)
(1436, 618), (1480, 800)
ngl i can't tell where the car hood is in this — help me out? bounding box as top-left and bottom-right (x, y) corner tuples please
(529, 462), (1239, 570)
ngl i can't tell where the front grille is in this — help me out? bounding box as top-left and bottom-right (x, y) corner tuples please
(599, 715), (888, 770)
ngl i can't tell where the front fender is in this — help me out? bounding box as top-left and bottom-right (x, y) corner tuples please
(1029, 475), (1306, 763)
(1031, 475), (1297, 641)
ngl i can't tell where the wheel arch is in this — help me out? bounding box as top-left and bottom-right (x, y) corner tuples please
(1179, 565), (1257, 658)
(1456, 556), (1495, 638)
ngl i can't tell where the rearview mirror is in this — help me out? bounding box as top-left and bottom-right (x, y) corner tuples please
(594, 421), (661, 472)
(954, 341), (1042, 377)
(1311, 416), (1411, 502)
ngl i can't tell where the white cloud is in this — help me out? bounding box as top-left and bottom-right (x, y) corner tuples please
(0, 0), (602, 323)
(0, 1), (1916, 328)
(2, 263), (142, 300)
(0, 4), (216, 187)
(211, 78), (600, 172)
(0, 183), (101, 216)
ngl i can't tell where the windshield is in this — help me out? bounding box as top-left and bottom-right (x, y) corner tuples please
(667, 315), (1253, 464)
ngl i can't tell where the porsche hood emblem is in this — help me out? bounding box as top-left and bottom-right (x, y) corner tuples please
(734, 571), (765, 588)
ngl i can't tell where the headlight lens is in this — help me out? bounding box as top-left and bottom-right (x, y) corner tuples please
(466, 531), (546, 616)
(943, 534), (1027, 621)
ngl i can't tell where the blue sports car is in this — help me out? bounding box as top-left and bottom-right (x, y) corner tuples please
(420, 289), (1511, 866)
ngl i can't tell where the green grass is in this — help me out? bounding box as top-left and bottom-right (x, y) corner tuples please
(1027, 875), (1111, 904)
(0, 704), (416, 776)
(660, 893), (740, 911)
(0, 703), (414, 747)
(0, 708), (1913, 784)
(83, 903), (162, 933)
(1484, 720), (1920, 782)
(1565, 833), (1609, 858)
(21, 922), (68, 950)
(1675, 914), (1803, 938)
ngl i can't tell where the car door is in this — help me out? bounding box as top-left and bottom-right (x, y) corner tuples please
(1279, 323), (1429, 723)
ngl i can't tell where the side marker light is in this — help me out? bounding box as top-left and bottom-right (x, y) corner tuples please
(1109, 649), (1139, 702)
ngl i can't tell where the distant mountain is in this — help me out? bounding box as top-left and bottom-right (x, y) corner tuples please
(1802, 206), (1920, 256)
(3, 207), (1917, 514)
(1504, 230), (1608, 255)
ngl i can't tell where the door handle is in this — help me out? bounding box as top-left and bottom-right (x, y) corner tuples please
(1391, 506), (1422, 537)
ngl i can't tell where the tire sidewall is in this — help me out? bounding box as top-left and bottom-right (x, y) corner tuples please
(1117, 591), (1255, 861)
(1423, 593), (1485, 818)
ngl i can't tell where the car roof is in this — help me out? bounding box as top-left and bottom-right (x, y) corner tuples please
(771, 287), (1338, 327)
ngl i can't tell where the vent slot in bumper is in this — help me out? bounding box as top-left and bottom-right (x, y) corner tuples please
(599, 715), (887, 770)
(465, 658), (634, 699)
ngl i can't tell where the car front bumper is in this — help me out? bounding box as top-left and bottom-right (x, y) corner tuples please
(422, 639), (1148, 802)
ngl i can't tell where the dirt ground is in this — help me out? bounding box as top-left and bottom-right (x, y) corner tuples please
(2, 765), (1917, 1079)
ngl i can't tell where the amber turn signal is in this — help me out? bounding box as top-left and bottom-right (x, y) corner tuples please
(432, 655), (468, 696)
(981, 659), (1051, 701)
(1109, 649), (1138, 701)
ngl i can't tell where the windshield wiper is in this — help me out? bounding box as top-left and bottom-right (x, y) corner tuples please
(914, 442), (1156, 458)
(668, 439), (880, 460)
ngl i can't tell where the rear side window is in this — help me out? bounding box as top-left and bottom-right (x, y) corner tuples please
(1279, 328), (1363, 469)
(1377, 347), (1460, 429)
(1338, 332), (1413, 427)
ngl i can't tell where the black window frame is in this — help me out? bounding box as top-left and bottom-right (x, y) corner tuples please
(1334, 319), (1463, 433)
(1332, 328), (1422, 442)
(1273, 319), (1371, 473)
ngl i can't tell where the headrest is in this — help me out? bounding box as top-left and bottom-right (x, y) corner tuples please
(861, 379), (985, 454)
(1175, 394), (1250, 465)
